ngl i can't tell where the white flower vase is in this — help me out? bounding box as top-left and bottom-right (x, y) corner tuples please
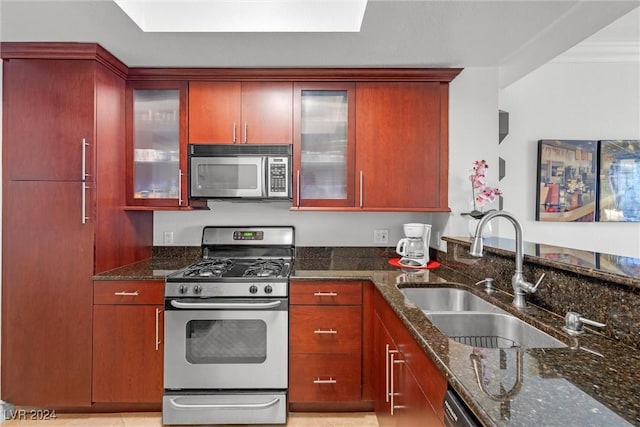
(466, 198), (493, 238)
(467, 217), (492, 238)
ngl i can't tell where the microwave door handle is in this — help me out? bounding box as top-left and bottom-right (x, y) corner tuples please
(170, 300), (282, 310)
(262, 157), (268, 197)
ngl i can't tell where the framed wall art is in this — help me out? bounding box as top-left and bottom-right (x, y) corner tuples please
(536, 139), (598, 222)
(598, 140), (640, 222)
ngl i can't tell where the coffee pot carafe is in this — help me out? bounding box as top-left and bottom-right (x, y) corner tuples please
(396, 223), (431, 267)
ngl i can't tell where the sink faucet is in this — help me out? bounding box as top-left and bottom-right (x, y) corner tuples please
(469, 210), (545, 308)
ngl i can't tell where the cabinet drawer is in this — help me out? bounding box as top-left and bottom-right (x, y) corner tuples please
(289, 354), (361, 403)
(94, 281), (164, 305)
(290, 306), (361, 354)
(290, 281), (362, 305)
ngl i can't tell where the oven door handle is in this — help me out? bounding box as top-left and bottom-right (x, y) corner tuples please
(169, 300), (282, 310)
(168, 397), (280, 410)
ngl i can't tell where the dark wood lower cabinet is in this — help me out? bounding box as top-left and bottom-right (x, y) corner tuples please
(288, 280), (367, 411)
(92, 281), (164, 404)
(372, 289), (447, 427)
(1, 180), (94, 407)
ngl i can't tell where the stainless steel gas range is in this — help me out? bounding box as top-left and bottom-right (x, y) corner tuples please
(162, 226), (294, 426)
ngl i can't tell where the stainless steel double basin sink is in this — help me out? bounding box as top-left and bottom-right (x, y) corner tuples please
(400, 287), (566, 349)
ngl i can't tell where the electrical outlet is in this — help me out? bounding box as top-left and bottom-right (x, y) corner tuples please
(373, 229), (389, 245)
(163, 231), (174, 245)
(436, 232), (442, 241)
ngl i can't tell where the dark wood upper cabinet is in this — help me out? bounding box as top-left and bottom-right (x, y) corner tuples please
(241, 82), (293, 144)
(188, 81), (242, 143)
(3, 59), (96, 181)
(293, 82), (356, 208)
(125, 80), (191, 208)
(356, 82), (449, 210)
(189, 81), (293, 144)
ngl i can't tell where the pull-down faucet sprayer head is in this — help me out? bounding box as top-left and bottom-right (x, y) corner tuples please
(470, 233), (484, 257)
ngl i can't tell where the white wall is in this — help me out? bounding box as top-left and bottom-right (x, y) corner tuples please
(434, 67), (501, 251)
(153, 67), (502, 248)
(499, 61), (640, 257)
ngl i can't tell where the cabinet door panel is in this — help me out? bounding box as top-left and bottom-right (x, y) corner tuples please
(289, 354), (361, 402)
(126, 81), (189, 208)
(3, 59), (95, 181)
(2, 180), (94, 406)
(242, 82), (293, 144)
(93, 305), (163, 403)
(373, 290), (447, 423)
(356, 82), (445, 209)
(293, 83), (355, 207)
(290, 306), (361, 354)
(188, 81), (241, 143)
(397, 364), (444, 427)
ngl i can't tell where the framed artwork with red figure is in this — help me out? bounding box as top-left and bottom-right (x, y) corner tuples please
(536, 139), (598, 222)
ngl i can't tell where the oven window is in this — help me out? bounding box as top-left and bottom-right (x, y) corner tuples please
(186, 320), (267, 364)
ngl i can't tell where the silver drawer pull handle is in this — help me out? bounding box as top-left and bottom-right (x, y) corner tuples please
(114, 291), (139, 296)
(313, 378), (337, 384)
(314, 329), (337, 334)
(314, 291), (337, 297)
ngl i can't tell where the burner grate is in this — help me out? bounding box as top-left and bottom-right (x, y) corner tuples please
(184, 259), (235, 278)
(243, 259), (285, 278)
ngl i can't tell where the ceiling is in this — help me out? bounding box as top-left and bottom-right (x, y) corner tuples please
(0, 0), (638, 87)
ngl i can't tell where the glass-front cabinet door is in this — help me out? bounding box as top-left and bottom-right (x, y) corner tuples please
(293, 83), (356, 208)
(126, 81), (188, 208)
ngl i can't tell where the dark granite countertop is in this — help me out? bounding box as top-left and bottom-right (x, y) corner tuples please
(93, 255), (199, 281)
(94, 253), (640, 426)
(293, 267), (640, 427)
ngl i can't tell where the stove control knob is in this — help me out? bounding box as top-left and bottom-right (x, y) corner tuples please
(249, 285), (258, 294)
(264, 285), (273, 294)
(178, 285), (188, 295)
(193, 285), (203, 295)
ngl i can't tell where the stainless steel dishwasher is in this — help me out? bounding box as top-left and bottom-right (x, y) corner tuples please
(443, 387), (480, 427)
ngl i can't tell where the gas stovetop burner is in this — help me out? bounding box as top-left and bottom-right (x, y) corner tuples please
(183, 259), (234, 278)
(165, 227), (294, 298)
(243, 259), (285, 278)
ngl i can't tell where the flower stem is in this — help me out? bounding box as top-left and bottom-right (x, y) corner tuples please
(471, 176), (477, 211)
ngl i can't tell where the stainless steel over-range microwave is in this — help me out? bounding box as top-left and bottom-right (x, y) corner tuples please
(188, 144), (292, 200)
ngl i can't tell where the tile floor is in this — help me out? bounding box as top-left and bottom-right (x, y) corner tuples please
(1, 412), (379, 427)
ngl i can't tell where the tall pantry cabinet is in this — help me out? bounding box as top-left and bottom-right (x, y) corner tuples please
(1, 43), (152, 407)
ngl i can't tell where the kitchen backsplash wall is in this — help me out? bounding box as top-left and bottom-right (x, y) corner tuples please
(441, 239), (640, 351)
(153, 201), (434, 247)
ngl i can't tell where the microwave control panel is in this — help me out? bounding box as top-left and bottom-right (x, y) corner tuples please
(267, 157), (290, 198)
